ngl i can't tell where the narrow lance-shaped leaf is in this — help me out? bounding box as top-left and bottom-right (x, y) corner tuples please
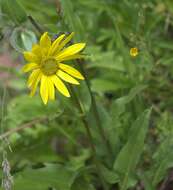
(113, 108), (152, 190)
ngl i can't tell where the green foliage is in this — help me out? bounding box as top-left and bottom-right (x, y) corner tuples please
(113, 109), (151, 190)
(6, 95), (61, 128)
(10, 28), (37, 52)
(12, 164), (78, 190)
(0, 0), (27, 25)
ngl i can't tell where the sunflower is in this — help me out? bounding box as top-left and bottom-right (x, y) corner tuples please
(22, 32), (85, 104)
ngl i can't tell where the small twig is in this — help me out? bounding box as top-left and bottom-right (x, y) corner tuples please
(0, 117), (47, 140)
(28, 15), (43, 34)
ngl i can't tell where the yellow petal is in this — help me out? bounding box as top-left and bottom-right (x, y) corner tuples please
(56, 43), (86, 60)
(57, 32), (75, 52)
(56, 54), (85, 62)
(30, 72), (42, 97)
(51, 75), (70, 97)
(59, 63), (84, 80)
(48, 34), (65, 56)
(23, 52), (38, 62)
(40, 32), (51, 48)
(57, 70), (79, 85)
(40, 75), (49, 104)
(27, 69), (40, 87)
(32, 44), (42, 60)
(22, 63), (38, 73)
(47, 77), (55, 100)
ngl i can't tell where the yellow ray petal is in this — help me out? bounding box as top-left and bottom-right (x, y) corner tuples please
(56, 43), (86, 60)
(48, 34), (65, 56)
(57, 54), (85, 62)
(22, 63), (38, 73)
(32, 44), (42, 61)
(56, 32), (75, 53)
(59, 63), (84, 80)
(30, 72), (42, 97)
(40, 32), (51, 48)
(40, 75), (49, 104)
(27, 69), (40, 87)
(51, 75), (70, 97)
(23, 52), (38, 62)
(47, 77), (55, 100)
(57, 70), (79, 85)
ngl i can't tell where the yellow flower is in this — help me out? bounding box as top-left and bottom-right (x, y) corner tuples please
(130, 47), (138, 57)
(22, 32), (85, 104)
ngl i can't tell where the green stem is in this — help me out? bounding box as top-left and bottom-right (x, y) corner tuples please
(69, 86), (108, 190)
(28, 15), (43, 34)
(77, 60), (113, 157)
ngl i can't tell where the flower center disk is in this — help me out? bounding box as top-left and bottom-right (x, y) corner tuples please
(41, 58), (58, 76)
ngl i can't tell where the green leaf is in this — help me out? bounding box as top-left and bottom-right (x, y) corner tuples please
(113, 109), (151, 190)
(0, 0), (27, 25)
(13, 164), (78, 190)
(152, 157), (173, 188)
(21, 30), (37, 51)
(138, 172), (155, 190)
(69, 149), (91, 170)
(10, 28), (25, 52)
(87, 51), (125, 72)
(71, 176), (96, 190)
(6, 95), (62, 128)
(100, 165), (119, 184)
(8, 130), (63, 163)
(111, 85), (147, 117)
(91, 78), (130, 93)
(151, 137), (173, 187)
(10, 28), (37, 52)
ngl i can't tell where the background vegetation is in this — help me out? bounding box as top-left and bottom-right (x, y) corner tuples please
(0, 0), (173, 190)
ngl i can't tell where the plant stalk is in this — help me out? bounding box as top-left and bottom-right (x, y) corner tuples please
(77, 60), (113, 157)
(69, 86), (108, 190)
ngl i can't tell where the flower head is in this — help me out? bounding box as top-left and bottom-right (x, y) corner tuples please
(130, 47), (138, 57)
(22, 32), (85, 104)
